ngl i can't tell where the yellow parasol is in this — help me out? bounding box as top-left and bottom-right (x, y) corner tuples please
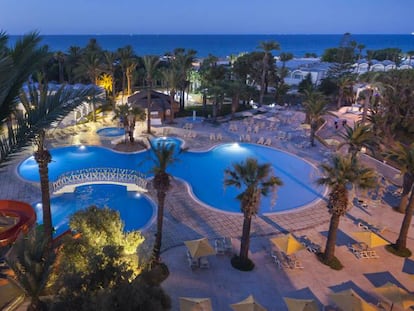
(351, 231), (389, 248)
(184, 238), (215, 259)
(231, 295), (267, 311)
(374, 282), (414, 311)
(283, 297), (319, 311)
(329, 289), (378, 311)
(179, 297), (213, 311)
(270, 234), (305, 255)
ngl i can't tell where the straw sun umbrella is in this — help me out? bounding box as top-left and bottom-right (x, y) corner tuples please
(184, 238), (215, 258)
(283, 297), (319, 311)
(329, 289), (378, 311)
(351, 231), (389, 249)
(374, 282), (414, 311)
(179, 297), (213, 311)
(230, 295), (267, 311)
(270, 234), (305, 255)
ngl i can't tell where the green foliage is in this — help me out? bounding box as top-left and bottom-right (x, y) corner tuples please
(321, 47), (355, 64)
(298, 73), (314, 94)
(6, 226), (56, 310)
(52, 206), (145, 298)
(368, 48), (402, 62)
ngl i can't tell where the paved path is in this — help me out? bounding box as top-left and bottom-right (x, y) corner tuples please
(1, 108), (412, 311)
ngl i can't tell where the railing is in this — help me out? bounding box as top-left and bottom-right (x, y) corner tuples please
(52, 167), (148, 193)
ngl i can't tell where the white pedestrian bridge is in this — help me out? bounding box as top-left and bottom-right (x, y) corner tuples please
(52, 167), (148, 194)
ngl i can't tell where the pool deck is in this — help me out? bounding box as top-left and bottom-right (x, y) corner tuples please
(2, 107), (413, 311)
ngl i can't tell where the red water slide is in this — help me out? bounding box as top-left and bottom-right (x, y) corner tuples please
(0, 200), (36, 246)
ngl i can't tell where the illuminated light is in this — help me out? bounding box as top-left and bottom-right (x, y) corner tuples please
(226, 143), (246, 153)
(79, 145), (86, 150)
(36, 203), (43, 208)
(135, 193), (141, 198)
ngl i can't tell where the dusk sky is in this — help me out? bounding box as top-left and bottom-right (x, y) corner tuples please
(1, 0), (413, 35)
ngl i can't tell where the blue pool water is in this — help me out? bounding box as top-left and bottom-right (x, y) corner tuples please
(33, 184), (155, 236)
(18, 139), (324, 216)
(96, 127), (125, 137)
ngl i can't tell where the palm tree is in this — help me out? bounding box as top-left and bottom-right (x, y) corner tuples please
(224, 157), (283, 269)
(148, 139), (183, 265)
(337, 121), (377, 160)
(6, 227), (55, 311)
(34, 130), (53, 243)
(317, 155), (377, 263)
(383, 142), (414, 213)
(143, 55), (160, 134)
(162, 68), (180, 123)
(258, 40), (280, 105)
(102, 51), (118, 110)
(53, 50), (66, 83)
(395, 187), (414, 253)
(75, 51), (102, 122)
(302, 90), (330, 147)
(0, 32), (46, 134)
(117, 45), (135, 103)
(336, 74), (355, 109)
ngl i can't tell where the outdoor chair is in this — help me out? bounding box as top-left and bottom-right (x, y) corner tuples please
(209, 133), (216, 141)
(264, 138), (272, 146)
(223, 237), (233, 253)
(256, 137), (265, 144)
(186, 250), (199, 269)
(215, 239), (225, 255)
(199, 257), (210, 269)
(216, 133), (223, 141)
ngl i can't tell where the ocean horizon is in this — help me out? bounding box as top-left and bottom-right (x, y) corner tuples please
(8, 34), (414, 58)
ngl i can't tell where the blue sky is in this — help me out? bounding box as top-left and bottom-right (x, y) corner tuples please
(1, 0), (413, 35)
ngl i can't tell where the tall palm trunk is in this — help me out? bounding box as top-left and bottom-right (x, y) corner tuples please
(152, 189), (166, 263)
(310, 120), (317, 147)
(147, 87), (152, 134)
(34, 135), (53, 244)
(239, 214), (252, 263)
(259, 54), (268, 105)
(169, 90), (176, 123)
(397, 175), (413, 213)
(323, 213), (341, 262)
(396, 189), (414, 251)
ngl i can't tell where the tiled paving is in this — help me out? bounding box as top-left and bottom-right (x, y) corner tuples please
(2, 108), (412, 311)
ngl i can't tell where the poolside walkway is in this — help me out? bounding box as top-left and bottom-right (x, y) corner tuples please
(1, 107), (412, 311)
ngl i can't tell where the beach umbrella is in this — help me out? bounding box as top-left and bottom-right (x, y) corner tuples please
(270, 234), (305, 255)
(283, 297), (319, 311)
(374, 282), (414, 311)
(179, 297), (213, 311)
(329, 289), (378, 311)
(351, 231), (389, 248)
(184, 238), (215, 259)
(230, 295), (267, 311)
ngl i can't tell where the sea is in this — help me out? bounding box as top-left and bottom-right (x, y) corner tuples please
(8, 34), (414, 58)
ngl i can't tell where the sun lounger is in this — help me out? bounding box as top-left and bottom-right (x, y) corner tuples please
(215, 239), (225, 255)
(264, 138), (272, 146)
(186, 250), (199, 269)
(245, 134), (251, 142)
(199, 257), (210, 269)
(257, 137), (265, 144)
(209, 133), (216, 141)
(216, 133), (223, 141)
(223, 237), (233, 253)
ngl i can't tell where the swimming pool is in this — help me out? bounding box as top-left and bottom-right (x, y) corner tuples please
(32, 184), (155, 236)
(18, 139), (325, 215)
(96, 127), (125, 137)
